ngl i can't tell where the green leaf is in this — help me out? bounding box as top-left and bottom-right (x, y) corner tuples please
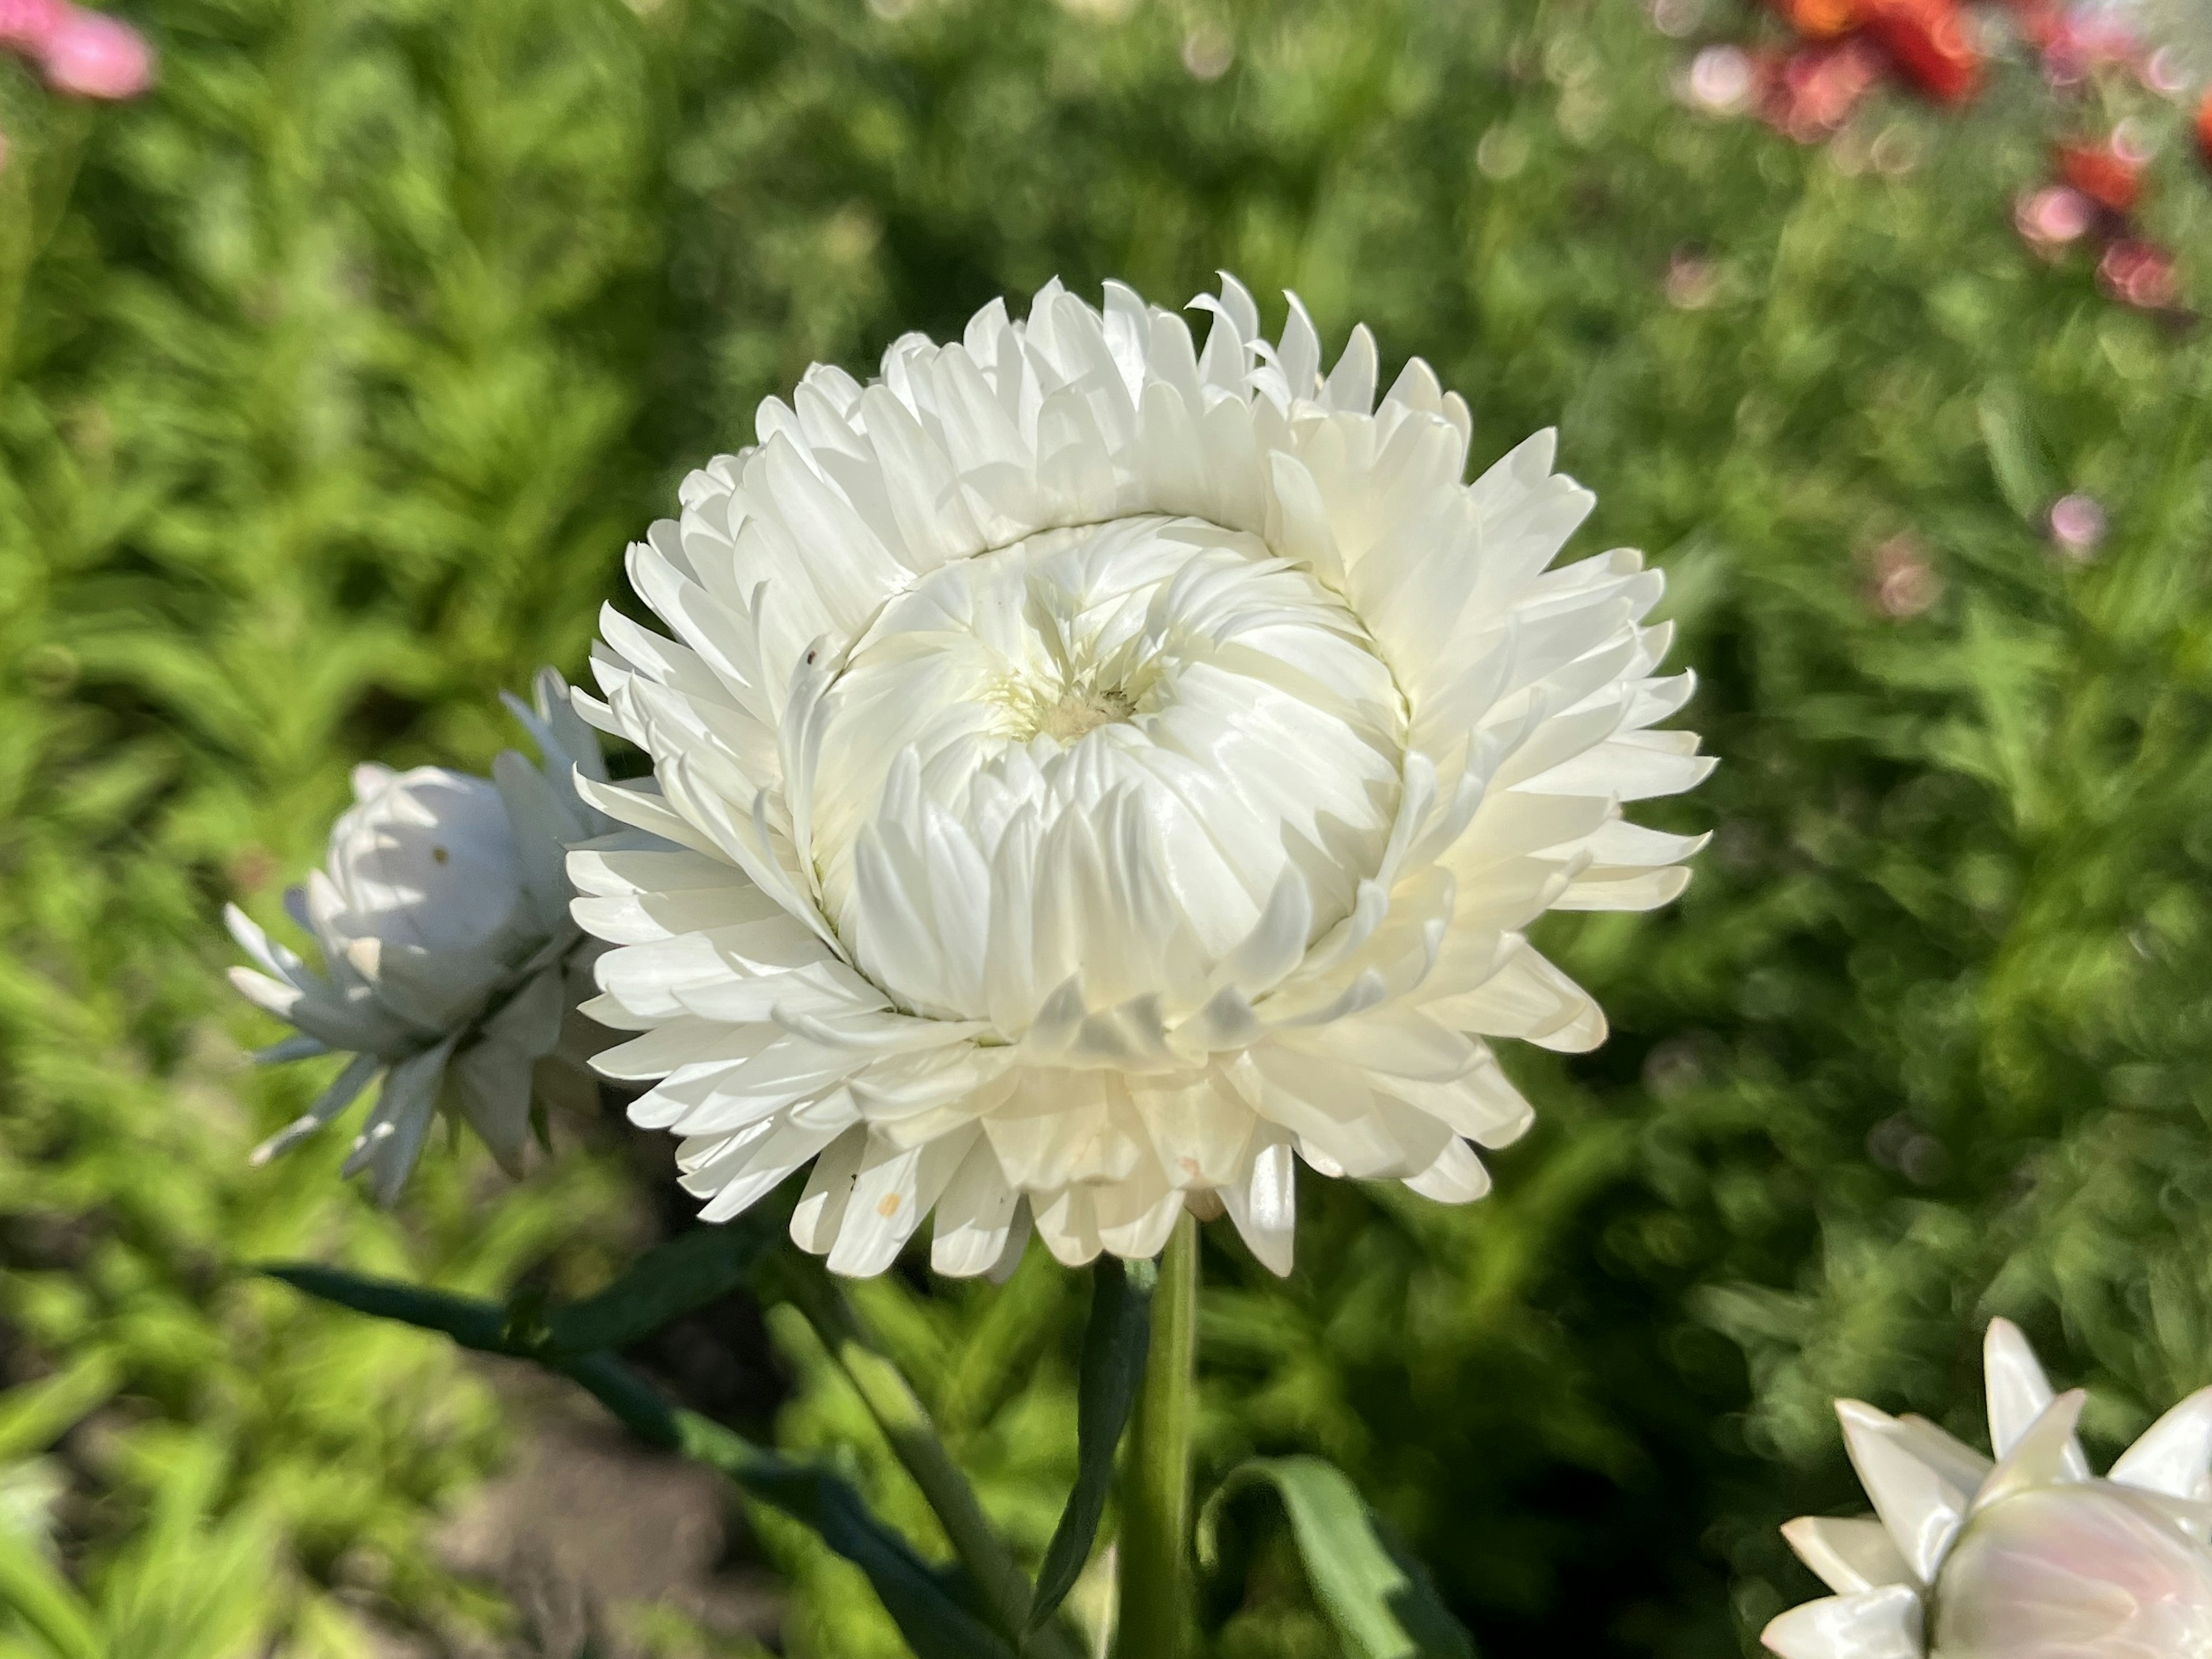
(1976, 382), (2054, 524)
(0, 1528), (99, 1659)
(1025, 1256), (1152, 1641)
(1199, 1456), (1474, 1659)
(263, 1262), (1014, 1659)
(543, 1219), (779, 1355)
(671, 1412), (1014, 1659)
(260, 1264), (510, 1351)
(0, 1353), (119, 1464)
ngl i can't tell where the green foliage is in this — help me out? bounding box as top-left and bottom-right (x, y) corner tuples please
(266, 1259), (1028, 1659)
(1198, 1457), (1472, 1659)
(11, 0), (2212, 1656)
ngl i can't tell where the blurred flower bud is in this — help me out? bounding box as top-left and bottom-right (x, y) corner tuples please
(1761, 38), (1884, 141)
(1769, 0), (1865, 40)
(2058, 138), (2143, 215)
(2048, 492), (2105, 559)
(2016, 185), (2094, 248)
(0, 0), (62, 50)
(1868, 533), (1940, 618)
(1684, 44), (1755, 115)
(40, 6), (153, 100)
(2097, 239), (2178, 310)
(1666, 247), (1721, 308)
(1865, 0), (1982, 103)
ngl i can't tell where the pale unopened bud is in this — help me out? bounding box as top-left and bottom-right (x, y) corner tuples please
(329, 767), (526, 971)
(1933, 1484), (2212, 1659)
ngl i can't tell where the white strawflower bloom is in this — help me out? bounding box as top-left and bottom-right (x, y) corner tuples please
(1764, 1320), (2212, 1659)
(226, 670), (613, 1200)
(570, 275), (1710, 1279)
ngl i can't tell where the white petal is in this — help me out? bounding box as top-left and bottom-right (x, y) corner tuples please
(826, 1127), (978, 1277)
(342, 1037), (459, 1204)
(692, 1108), (855, 1223)
(1032, 1184), (1104, 1268)
(1220, 1128), (1296, 1275)
(931, 1137), (1025, 1277)
(1401, 1138), (1490, 1204)
(1837, 1401), (1969, 1585)
(1976, 1389), (2088, 1511)
(789, 1124), (869, 1253)
(1760, 1586), (1923, 1659)
(251, 1052), (381, 1165)
(1984, 1319), (2058, 1463)
(1781, 1517), (1916, 1596)
(2112, 1387), (2212, 1505)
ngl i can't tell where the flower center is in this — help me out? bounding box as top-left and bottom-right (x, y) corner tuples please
(1018, 679), (1139, 743)
(806, 513), (1406, 1027)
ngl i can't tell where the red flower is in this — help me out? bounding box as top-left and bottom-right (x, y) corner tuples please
(1759, 37), (1886, 141)
(2001, 0), (2064, 52)
(2057, 139), (2142, 216)
(1862, 0), (1982, 103)
(2196, 92), (2212, 173)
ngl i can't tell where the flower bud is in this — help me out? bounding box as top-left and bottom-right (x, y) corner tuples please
(1933, 1484), (2212, 1659)
(321, 764), (535, 1031)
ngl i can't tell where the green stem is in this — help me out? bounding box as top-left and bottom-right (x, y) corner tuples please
(1116, 1210), (1199, 1659)
(771, 1260), (1085, 1659)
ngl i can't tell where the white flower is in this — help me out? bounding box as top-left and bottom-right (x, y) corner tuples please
(226, 669), (612, 1200)
(570, 275), (1710, 1279)
(1764, 1320), (2212, 1659)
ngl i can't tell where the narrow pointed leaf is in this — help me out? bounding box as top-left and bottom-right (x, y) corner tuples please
(1199, 1456), (1474, 1659)
(0, 1528), (100, 1659)
(1026, 1256), (1153, 1638)
(261, 1263), (510, 1347)
(0, 1353), (120, 1463)
(544, 1218), (781, 1355)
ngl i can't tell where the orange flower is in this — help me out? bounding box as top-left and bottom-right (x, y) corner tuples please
(1768, 0), (1864, 39)
(2196, 91), (2212, 172)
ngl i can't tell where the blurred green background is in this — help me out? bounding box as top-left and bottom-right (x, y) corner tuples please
(7, 0), (2212, 1654)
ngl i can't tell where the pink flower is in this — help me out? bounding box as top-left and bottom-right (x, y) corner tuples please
(2048, 493), (2105, 560)
(40, 7), (153, 101)
(2014, 185), (2094, 249)
(0, 0), (64, 51)
(2097, 238), (2178, 310)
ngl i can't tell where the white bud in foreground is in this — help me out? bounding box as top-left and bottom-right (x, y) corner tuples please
(1934, 1485), (2212, 1659)
(1765, 1320), (2212, 1659)
(225, 670), (616, 1200)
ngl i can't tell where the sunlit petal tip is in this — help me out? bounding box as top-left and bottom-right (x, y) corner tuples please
(1760, 1586), (1922, 1659)
(1983, 1317), (2059, 1459)
(1838, 1402), (1969, 1584)
(1781, 1516), (1916, 1596)
(2112, 1386), (2212, 1504)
